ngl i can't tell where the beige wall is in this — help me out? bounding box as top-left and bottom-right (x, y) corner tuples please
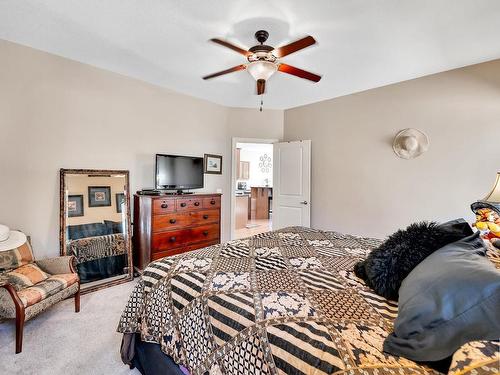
(284, 59), (500, 239)
(0, 40), (284, 258)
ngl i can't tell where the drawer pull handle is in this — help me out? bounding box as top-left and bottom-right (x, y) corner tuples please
(180, 202), (187, 207)
(210, 200), (216, 205)
(202, 230), (209, 236)
(194, 202), (200, 206)
(203, 214), (209, 219)
(169, 219), (176, 224)
(161, 203), (168, 208)
(170, 237), (176, 242)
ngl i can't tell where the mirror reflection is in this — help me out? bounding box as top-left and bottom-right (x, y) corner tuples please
(61, 170), (132, 292)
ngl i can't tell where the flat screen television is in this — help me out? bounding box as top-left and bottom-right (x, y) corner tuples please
(155, 154), (204, 191)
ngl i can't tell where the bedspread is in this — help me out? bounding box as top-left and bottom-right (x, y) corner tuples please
(117, 227), (499, 375)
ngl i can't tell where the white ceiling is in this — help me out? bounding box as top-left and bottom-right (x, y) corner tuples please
(1, 0), (499, 109)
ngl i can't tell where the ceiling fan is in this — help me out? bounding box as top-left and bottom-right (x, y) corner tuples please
(203, 30), (322, 95)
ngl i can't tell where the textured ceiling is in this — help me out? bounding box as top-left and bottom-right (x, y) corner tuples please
(1, 0), (499, 109)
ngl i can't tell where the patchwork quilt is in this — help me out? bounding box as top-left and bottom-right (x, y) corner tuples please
(117, 227), (499, 375)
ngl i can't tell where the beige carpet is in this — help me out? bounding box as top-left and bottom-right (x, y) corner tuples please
(0, 280), (141, 375)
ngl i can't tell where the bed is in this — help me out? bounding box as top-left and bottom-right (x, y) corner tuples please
(117, 226), (499, 375)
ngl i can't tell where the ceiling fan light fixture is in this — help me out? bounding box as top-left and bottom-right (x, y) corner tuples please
(246, 61), (277, 81)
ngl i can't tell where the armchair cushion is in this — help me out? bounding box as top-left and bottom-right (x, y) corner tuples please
(5, 263), (49, 291)
(36, 255), (75, 275)
(17, 273), (78, 308)
(0, 241), (35, 272)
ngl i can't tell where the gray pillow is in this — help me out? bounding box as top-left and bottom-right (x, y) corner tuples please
(383, 232), (500, 361)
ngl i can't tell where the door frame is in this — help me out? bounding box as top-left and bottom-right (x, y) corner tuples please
(230, 137), (279, 240)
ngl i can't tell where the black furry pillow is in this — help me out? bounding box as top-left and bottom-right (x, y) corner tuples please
(354, 219), (473, 300)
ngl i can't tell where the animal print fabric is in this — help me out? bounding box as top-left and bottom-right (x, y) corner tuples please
(117, 227), (499, 375)
(67, 233), (126, 264)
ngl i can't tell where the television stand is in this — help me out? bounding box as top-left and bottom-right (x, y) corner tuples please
(133, 193), (222, 269)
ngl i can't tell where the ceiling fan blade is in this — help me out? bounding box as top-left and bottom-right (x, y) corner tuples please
(278, 63), (322, 82)
(210, 38), (250, 56)
(272, 36), (316, 58)
(257, 79), (266, 95)
(202, 64), (246, 80)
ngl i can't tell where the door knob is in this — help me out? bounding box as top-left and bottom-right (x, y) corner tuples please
(300, 201), (308, 205)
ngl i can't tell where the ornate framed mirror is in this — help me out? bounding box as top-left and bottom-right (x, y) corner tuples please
(59, 169), (133, 293)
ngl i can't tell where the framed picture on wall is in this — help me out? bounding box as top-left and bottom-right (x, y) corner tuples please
(204, 154), (222, 175)
(67, 195), (84, 217)
(115, 193), (125, 213)
(88, 186), (111, 207)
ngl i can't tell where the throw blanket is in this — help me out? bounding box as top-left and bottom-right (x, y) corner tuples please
(68, 233), (126, 264)
(117, 227), (499, 375)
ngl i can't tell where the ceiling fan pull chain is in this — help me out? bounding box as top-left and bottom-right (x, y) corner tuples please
(260, 95), (264, 112)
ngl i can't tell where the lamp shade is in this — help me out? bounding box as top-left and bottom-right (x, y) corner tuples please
(246, 61), (277, 81)
(483, 173), (500, 203)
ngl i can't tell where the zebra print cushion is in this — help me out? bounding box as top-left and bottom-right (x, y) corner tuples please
(117, 227), (498, 375)
(67, 233), (126, 264)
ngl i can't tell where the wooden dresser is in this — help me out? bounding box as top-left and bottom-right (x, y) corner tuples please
(133, 193), (221, 270)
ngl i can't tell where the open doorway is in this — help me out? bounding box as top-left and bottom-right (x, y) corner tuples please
(231, 138), (276, 240)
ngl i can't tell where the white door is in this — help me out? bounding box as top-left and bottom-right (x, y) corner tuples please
(272, 140), (311, 230)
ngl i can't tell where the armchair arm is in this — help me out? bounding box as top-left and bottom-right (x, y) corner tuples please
(0, 282), (23, 319)
(36, 255), (77, 275)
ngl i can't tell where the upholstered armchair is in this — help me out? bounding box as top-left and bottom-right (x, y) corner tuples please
(0, 240), (80, 353)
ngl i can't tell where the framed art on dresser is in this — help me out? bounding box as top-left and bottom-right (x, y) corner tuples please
(204, 154), (222, 174)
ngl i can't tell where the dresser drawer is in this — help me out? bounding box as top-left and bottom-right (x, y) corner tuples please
(152, 198), (175, 215)
(190, 209), (219, 225)
(152, 213), (192, 232)
(151, 239), (220, 261)
(176, 197), (203, 211)
(190, 224), (220, 243)
(151, 223), (219, 252)
(152, 229), (192, 252)
(202, 196), (220, 209)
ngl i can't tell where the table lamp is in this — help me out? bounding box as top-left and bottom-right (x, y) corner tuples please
(482, 172), (500, 203)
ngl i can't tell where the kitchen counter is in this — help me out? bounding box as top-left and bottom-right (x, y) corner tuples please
(250, 186), (272, 220)
(235, 190), (251, 196)
(235, 195), (249, 229)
